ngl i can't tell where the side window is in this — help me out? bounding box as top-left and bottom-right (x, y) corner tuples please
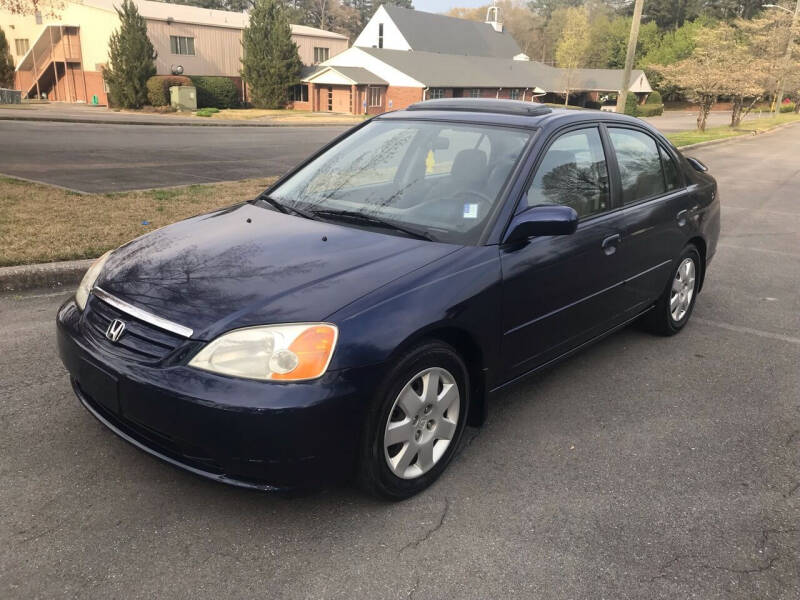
(526, 127), (609, 219)
(660, 146), (681, 191)
(609, 128), (665, 204)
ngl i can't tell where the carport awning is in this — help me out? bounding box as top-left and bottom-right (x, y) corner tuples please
(303, 66), (388, 86)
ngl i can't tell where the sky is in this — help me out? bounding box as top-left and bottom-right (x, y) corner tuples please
(412, 0), (489, 14)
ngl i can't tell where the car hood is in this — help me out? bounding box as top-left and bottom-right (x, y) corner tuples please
(95, 203), (459, 339)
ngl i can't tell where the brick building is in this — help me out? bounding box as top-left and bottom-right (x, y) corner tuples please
(297, 4), (651, 115)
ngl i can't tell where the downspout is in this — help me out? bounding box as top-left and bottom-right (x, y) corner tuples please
(496, 87), (501, 99)
(422, 87), (429, 101)
(522, 87), (529, 102)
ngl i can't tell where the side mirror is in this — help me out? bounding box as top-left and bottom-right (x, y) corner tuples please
(685, 157), (708, 172)
(504, 205), (578, 243)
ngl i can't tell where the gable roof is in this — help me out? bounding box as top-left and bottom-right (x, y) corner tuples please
(341, 48), (649, 93)
(380, 5), (521, 58)
(306, 66), (388, 85)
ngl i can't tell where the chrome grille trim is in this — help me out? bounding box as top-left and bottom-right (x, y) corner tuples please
(91, 287), (194, 338)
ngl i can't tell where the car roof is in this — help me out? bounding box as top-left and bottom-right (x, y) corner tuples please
(377, 98), (658, 135)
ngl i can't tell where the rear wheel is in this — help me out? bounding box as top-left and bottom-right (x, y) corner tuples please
(643, 244), (701, 336)
(357, 341), (469, 500)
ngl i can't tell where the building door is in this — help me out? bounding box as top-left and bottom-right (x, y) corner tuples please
(452, 88), (463, 98)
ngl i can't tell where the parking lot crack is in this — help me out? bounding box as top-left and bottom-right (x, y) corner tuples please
(399, 498), (450, 554)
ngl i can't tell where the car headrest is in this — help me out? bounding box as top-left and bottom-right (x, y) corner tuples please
(451, 149), (488, 184)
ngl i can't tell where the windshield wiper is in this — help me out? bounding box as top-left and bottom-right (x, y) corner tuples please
(312, 209), (434, 241)
(255, 194), (316, 220)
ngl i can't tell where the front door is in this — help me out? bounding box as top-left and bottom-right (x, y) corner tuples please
(500, 126), (629, 381)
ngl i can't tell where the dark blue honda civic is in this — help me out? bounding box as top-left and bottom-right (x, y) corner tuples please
(57, 99), (720, 499)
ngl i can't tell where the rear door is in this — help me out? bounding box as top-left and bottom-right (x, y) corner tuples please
(499, 126), (630, 381)
(605, 126), (695, 311)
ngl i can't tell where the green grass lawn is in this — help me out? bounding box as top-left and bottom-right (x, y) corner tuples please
(667, 113), (800, 147)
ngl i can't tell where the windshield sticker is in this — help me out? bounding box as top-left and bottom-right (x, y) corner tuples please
(463, 203), (479, 219)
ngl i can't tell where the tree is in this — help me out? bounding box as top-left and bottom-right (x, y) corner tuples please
(555, 6), (590, 105)
(0, 0), (63, 15)
(102, 0), (156, 108)
(653, 24), (748, 130)
(0, 26), (14, 89)
(241, 0), (303, 108)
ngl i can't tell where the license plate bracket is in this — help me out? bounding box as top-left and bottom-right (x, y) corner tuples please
(78, 360), (119, 414)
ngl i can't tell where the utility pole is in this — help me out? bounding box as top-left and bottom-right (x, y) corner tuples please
(615, 0), (645, 114)
(774, 0), (800, 113)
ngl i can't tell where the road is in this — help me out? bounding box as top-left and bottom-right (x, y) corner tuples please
(642, 109), (765, 132)
(1, 126), (799, 600)
(0, 120), (347, 193)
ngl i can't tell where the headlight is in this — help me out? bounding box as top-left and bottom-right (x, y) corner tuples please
(75, 250), (112, 311)
(188, 323), (338, 381)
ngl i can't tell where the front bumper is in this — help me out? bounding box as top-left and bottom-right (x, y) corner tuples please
(57, 297), (380, 490)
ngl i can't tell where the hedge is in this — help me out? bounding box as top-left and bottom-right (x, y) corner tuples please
(146, 75), (192, 106)
(645, 90), (662, 105)
(189, 76), (239, 108)
(779, 102), (796, 113)
(636, 103), (664, 117)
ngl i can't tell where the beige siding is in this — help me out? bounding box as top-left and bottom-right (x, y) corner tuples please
(294, 34), (348, 66)
(146, 20), (243, 77)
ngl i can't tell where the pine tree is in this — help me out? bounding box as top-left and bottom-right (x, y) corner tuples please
(241, 0), (303, 109)
(0, 26), (15, 89)
(103, 0), (157, 108)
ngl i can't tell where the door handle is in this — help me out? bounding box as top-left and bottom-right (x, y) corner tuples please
(676, 209), (688, 227)
(601, 233), (621, 256)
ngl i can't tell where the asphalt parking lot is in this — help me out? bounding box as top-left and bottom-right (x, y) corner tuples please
(1, 125), (798, 599)
(0, 120), (346, 193)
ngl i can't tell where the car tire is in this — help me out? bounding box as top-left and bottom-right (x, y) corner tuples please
(643, 244), (702, 336)
(356, 341), (470, 500)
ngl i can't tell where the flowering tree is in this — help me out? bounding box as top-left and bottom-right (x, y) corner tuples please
(654, 24), (770, 130)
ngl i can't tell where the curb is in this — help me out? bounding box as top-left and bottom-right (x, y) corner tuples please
(0, 258), (94, 293)
(676, 120), (800, 151)
(0, 114), (358, 128)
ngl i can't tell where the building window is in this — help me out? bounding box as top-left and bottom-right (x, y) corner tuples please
(510, 89), (520, 100)
(368, 86), (383, 107)
(378, 23), (384, 48)
(313, 47), (329, 64)
(290, 84), (309, 103)
(15, 39), (30, 56)
(170, 36), (195, 55)
(469, 88), (480, 98)
(35, 11), (42, 24)
(429, 88), (445, 100)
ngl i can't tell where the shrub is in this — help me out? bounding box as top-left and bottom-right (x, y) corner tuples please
(646, 90), (662, 105)
(190, 76), (239, 108)
(623, 92), (639, 116)
(584, 100), (602, 110)
(636, 103), (665, 117)
(146, 75), (192, 106)
(779, 102), (795, 113)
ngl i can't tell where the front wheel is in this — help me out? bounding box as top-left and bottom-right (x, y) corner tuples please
(357, 341), (469, 500)
(643, 245), (702, 336)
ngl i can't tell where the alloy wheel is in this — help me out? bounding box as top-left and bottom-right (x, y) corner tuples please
(383, 367), (460, 480)
(670, 257), (696, 322)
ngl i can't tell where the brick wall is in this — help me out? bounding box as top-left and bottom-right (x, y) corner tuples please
(386, 86), (424, 111)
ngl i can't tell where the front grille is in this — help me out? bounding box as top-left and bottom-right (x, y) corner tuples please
(83, 296), (186, 363)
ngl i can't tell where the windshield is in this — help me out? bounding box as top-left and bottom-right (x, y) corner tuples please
(268, 120), (532, 245)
